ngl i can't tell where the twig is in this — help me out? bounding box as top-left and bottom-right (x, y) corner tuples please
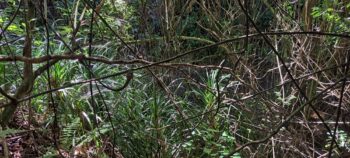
(235, 0), (341, 152)
(225, 77), (345, 157)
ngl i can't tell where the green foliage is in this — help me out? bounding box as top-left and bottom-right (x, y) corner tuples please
(183, 129), (240, 158)
(0, 128), (25, 137)
(311, 2), (350, 32)
(274, 91), (296, 106)
(61, 118), (82, 148)
(1, 0), (349, 157)
(42, 147), (58, 158)
(325, 130), (350, 154)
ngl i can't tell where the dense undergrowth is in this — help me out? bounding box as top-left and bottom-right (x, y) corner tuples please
(0, 0), (350, 157)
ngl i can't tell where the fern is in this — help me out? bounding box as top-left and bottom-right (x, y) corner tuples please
(61, 118), (81, 149)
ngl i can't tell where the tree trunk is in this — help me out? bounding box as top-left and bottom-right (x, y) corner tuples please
(0, 0), (35, 127)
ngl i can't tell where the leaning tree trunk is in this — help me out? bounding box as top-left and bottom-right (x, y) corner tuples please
(0, 0), (35, 127)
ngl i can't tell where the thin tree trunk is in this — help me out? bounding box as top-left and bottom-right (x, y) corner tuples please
(1, 0), (35, 127)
